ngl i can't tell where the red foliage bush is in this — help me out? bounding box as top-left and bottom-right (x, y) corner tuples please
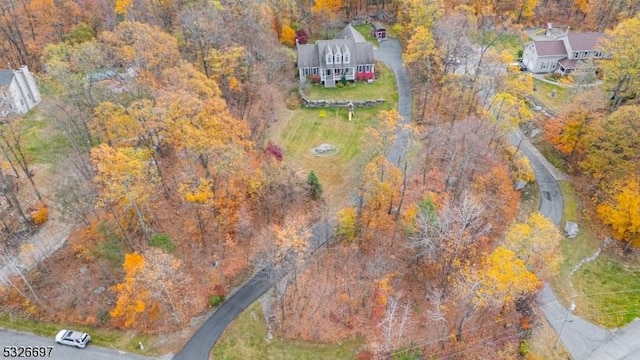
(355, 72), (374, 81)
(264, 141), (284, 162)
(309, 74), (320, 84)
(295, 29), (309, 45)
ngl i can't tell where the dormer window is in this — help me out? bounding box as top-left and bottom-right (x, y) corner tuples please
(335, 53), (341, 64)
(326, 49), (333, 65)
(343, 51), (350, 64)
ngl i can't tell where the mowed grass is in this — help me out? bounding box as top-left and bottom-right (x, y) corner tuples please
(303, 62), (397, 101)
(211, 302), (363, 360)
(353, 24), (379, 46)
(0, 313), (155, 355)
(271, 103), (393, 208)
(531, 79), (573, 112)
(21, 112), (70, 165)
(551, 182), (640, 328)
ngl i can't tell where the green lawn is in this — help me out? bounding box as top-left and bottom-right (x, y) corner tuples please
(302, 62), (397, 101)
(353, 24), (379, 46)
(551, 182), (640, 328)
(211, 302), (363, 360)
(478, 31), (525, 58)
(531, 79), (573, 112)
(269, 103), (393, 208)
(21, 113), (71, 165)
(0, 313), (154, 355)
(273, 64), (396, 208)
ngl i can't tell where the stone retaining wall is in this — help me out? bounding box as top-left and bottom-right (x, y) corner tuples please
(298, 88), (385, 108)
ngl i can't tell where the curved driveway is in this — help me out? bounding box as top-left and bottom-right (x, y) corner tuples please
(174, 40), (412, 360)
(507, 131), (613, 359)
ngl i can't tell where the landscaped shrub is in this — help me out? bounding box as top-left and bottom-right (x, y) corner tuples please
(355, 72), (374, 81)
(309, 74), (320, 84)
(340, 74), (347, 86)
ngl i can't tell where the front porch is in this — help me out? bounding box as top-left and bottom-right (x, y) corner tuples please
(320, 68), (356, 87)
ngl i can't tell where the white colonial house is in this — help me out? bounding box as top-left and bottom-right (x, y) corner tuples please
(522, 31), (607, 74)
(0, 65), (41, 116)
(296, 24), (375, 87)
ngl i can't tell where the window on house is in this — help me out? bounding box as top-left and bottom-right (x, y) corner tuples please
(326, 53), (333, 64)
(343, 53), (350, 64)
(335, 54), (341, 64)
(312, 68), (318, 75)
(303, 68), (309, 76)
(573, 52), (579, 58)
(357, 65), (363, 72)
(365, 65), (371, 72)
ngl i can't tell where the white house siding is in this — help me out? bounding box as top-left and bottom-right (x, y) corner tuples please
(522, 43), (537, 72)
(0, 66), (41, 115)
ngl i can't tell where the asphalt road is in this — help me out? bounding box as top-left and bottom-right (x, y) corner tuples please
(0, 328), (152, 360)
(374, 39), (413, 166)
(506, 130), (636, 359)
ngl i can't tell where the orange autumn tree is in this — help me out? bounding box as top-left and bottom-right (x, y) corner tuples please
(280, 24), (296, 47)
(597, 180), (640, 249)
(110, 253), (149, 328)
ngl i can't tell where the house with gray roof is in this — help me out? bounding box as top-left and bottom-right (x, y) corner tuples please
(0, 65), (41, 116)
(522, 31), (607, 74)
(296, 24), (375, 87)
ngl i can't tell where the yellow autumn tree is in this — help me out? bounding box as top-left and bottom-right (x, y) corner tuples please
(337, 206), (358, 243)
(91, 102), (143, 147)
(110, 253), (148, 328)
(280, 24), (296, 47)
(597, 180), (640, 249)
(467, 245), (541, 309)
(312, 0), (342, 16)
(114, 0), (133, 15)
(505, 212), (563, 280)
(504, 145), (535, 183)
(91, 145), (159, 239)
(358, 156), (402, 237)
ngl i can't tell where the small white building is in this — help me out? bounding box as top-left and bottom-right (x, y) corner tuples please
(522, 31), (607, 74)
(0, 65), (41, 116)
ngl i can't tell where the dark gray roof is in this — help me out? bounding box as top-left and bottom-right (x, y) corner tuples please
(336, 24), (366, 43)
(558, 58), (577, 69)
(566, 32), (604, 51)
(0, 70), (15, 86)
(297, 40), (374, 68)
(534, 40), (567, 56)
(372, 22), (385, 31)
(297, 44), (319, 67)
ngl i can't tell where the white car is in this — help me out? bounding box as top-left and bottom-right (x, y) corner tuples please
(55, 329), (92, 348)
